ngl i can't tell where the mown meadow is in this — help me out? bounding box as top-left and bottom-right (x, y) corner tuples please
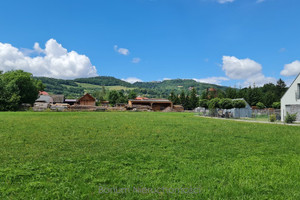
(0, 112), (299, 199)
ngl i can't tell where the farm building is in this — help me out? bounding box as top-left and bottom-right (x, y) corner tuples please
(128, 99), (173, 111)
(51, 95), (65, 104)
(35, 95), (53, 104)
(281, 73), (300, 122)
(64, 99), (77, 105)
(33, 95), (53, 111)
(77, 93), (96, 106)
(135, 97), (149, 100)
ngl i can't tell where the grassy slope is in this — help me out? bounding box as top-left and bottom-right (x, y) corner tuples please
(0, 112), (299, 199)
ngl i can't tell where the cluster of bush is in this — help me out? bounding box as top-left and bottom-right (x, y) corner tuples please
(255, 101), (281, 109)
(268, 112), (297, 123)
(285, 112), (297, 124)
(199, 98), (246, 110)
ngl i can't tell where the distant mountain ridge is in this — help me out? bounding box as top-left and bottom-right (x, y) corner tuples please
(34, 76), (228, 98)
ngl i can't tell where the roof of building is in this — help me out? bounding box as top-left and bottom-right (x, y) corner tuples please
(35, 95), (53, 103)
(39, 91), (49, 96)
(78, 93), (96, 102)
(129, 99), (172, 103)
(281, 73), (300, 101)
(135, 97), (149, 100)
(65, 99), (77, 103)
(51, 95), (65, 103)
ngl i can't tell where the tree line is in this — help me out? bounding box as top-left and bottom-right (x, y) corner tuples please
(167, 79), (287, 110)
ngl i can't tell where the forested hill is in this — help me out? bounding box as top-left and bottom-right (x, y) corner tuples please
(34, 76), (228, 98)
(74, 76), (133, 87)
(133, 79), (227, 91)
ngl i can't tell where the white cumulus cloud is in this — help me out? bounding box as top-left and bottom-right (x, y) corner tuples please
(122, 77), (143, 83)
(217, 0), (235, 4)
(114, 45), (130, 56)
(0, 39), (98, 79)
(193, 77), (229, 85)
(222, 56), (276, 86)
(280, 60), (300, 76)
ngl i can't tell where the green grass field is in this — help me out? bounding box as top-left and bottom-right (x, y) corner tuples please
(0, 112), (300, 199)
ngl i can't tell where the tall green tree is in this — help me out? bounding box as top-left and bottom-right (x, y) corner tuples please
(180, 90), (186, 107)
(2, 70), (41, 104)
(189, 88), (199, 109)
(0, 70), (44, 111)
(0, 78), (20, 111)
(225, 88), (237, 99)
(168, 90), (177, 103)
(276, 79), (287, 99)
(128, 90), (137, 99)
(184, 94), (191, 110)
(200, 90), (208, 100)
(246, 86), (262, 106)
(199, 99), (209, 109)
(173, 95), (180, 105)
(117, 91), (127, 103)
(262, 91), (276, 108)
(108, 90), (119, 105)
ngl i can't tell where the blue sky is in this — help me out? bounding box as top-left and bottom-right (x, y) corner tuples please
(0, 0), (299, 87)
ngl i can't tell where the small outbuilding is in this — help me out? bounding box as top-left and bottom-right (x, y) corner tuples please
(33, 95), (53, 111)
(226, 98), (252, 118)
(64, 99), (77, 105)
(77, 93), (96, 106)
(51, 95), (65, 104)
(128, 99), (173, 111)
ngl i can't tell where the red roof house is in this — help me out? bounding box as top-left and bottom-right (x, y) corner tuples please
(39, 91), (49, 96)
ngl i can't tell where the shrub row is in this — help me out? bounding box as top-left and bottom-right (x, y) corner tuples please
(199, 98), (246, 110)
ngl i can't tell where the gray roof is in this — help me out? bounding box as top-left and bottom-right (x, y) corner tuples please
(36, 95), (53, 103)
(65, 99), (77, 103)
(129, 99), (172, 103)
(51, 95), (65, 103)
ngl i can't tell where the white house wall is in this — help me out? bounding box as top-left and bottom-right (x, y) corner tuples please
(281, 74), (300, 121)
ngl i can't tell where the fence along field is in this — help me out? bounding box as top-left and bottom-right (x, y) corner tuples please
(0, 112), (299, 199)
